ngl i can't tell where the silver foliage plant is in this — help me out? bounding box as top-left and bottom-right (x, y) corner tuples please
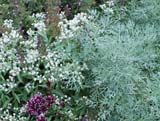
(70, 1), (160, 120)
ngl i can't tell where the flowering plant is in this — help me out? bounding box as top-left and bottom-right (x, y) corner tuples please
(1, 0), (160, 121)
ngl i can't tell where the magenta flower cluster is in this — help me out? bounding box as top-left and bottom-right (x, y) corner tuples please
(26, 94), (56, 121)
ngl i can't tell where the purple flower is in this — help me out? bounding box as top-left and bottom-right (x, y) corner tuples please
(26, 94), (59, 121)
(60, 102), (65, 108)
(45, 95), (56, 106)
(26, 94), (48, 115)
(26, 94), (56, 116)
(36, 114), (47, 121)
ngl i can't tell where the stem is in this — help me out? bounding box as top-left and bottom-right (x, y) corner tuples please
(13, 0), (19, 15)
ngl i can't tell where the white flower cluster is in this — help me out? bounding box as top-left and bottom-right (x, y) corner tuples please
(26, 49), (39, 63)
(0, 82), (17, 92)
(3, 19), (13, 29)
(59, 61), (88, 89)
(58, 12), (93, 40)
(31, 13), (46, 32)
(0, 104), (27, 121)
(18, 19), (64, 84)
(32, 13), (46, 20)
(99, 0), (114, 14)
(0, 22), (23, 91)
(67, 110), (75, 120)
(0, 12), (87, 92)
(60, 95), (71, 103)
(106, 0), (114, 7)
(25, 82), (35, 93)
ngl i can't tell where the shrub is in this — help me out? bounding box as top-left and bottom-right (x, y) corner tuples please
(66, 0), (160, 120)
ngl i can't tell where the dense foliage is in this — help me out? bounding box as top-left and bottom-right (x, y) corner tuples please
(0, 0), (160, 121)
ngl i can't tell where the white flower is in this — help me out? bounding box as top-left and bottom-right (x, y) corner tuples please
(107, 0), (114, 7)
(32, 20), (46, 32)
(100, 4), (114, 14)
(58, 12), (92, 40)
(27, 28), (35, 36)
(32, 13), (46, 20)
(104, 8), (114, 14)
(26, 49), (39, 63)
(99, 4), (106, 10)
(3, 19), (13, 29)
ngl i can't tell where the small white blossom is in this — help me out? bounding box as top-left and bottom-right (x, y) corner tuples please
(3, 19), (13, 29)
(58, 12), (93, 40)
(0, 104), (27, 121)
(32, 20), (46, 32)
(99, 3), (114, 14)
(107, 0), (114, 7)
